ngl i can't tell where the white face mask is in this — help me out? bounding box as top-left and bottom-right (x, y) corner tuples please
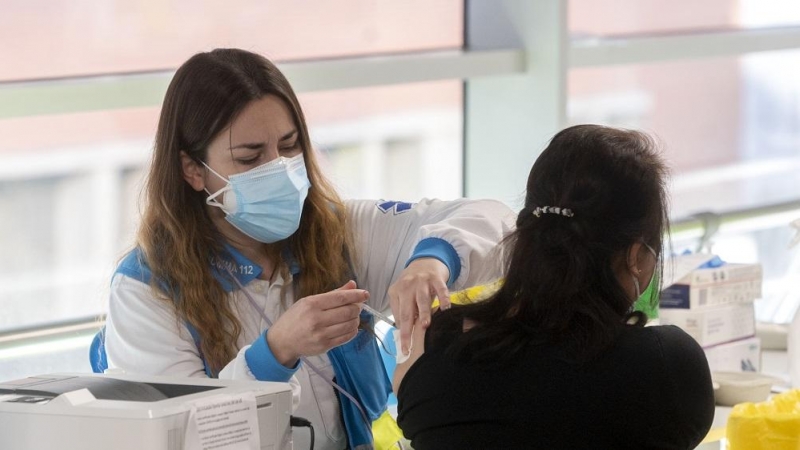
(203, 153), (311, 243)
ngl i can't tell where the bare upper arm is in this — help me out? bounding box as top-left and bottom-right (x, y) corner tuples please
(390, 309), (477, 395)
(391, 315), (430, 395)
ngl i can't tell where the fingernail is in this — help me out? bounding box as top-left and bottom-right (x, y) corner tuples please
(402, 346), (408, 355)
(362, 290), (370, 300)
(423, 318), (430, 327)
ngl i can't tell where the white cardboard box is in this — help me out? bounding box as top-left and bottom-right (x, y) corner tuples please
(660, 263), (762, 309)
(703, 336), (761, 372)
(659, 302), (755, 347)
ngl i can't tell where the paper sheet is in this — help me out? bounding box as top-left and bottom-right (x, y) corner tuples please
(184, 392), (260, 450)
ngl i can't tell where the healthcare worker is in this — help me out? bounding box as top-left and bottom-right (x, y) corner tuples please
(99, 48), (513, 450)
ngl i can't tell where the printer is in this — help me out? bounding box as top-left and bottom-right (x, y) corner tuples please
(0, 373), (293, 450)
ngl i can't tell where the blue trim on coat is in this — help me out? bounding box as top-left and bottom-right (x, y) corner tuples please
(245, 330), (300, 382)
(405, 237), (461, 286)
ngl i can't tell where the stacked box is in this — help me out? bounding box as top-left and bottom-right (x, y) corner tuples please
(702, 336), (761, 372)
(659, 302), (756, 347)
(658, 261), (762, 372)
(660, 263), (762, 310)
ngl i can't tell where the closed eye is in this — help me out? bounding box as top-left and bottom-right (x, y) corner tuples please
(279, 141), (301, 154)
(236, 156), (261, 165)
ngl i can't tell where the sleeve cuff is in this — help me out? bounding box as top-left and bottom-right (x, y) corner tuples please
(406, 237), (461, 286)
(245, 329), (300, 382)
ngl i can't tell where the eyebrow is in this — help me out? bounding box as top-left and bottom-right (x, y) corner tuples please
(279, 130), (298, 142)
(229, 130), (298, 150)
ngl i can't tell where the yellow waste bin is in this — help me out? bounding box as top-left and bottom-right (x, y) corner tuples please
(726, 389), (800, 450)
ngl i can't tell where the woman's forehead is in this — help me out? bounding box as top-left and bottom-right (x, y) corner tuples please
(230, 96), (296, 141)
(207, 96), (298, 155)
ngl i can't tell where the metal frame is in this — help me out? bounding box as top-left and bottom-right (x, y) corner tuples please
(671, 199), (800, 241)
(0, 49), (526, 120)
(571, 26), (800, 68)
(463, 0), (567, 207)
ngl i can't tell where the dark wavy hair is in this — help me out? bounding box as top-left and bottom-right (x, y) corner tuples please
(438, 124), (669, 363)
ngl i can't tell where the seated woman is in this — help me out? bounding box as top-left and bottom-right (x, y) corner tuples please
(393, 125), (715, 450)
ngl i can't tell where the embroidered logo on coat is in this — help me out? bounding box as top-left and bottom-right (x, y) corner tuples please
(376, 200), (414, 215)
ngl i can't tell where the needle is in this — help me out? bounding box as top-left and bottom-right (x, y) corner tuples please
(360, 303), (396, 327)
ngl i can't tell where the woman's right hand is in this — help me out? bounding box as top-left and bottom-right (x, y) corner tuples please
(267, 280), (367, 366)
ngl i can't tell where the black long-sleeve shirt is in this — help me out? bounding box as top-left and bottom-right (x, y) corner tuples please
(397, 319), (715, 450)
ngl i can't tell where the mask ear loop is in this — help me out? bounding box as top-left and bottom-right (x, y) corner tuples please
(629, 240), (658, 314)
(625, 272), (643, 318)
(201, 161), (233, 209)
(640, 241), (659, 296)
(204, 185), (232, 209)
(631, 240), (658, 300)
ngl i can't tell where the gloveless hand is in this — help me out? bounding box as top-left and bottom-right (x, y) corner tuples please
(388, 258), (451, 356)
(268, 280), (367, 366)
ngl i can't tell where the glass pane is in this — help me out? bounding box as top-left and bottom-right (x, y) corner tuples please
(571, 49), (800, 323)
(568, 50), (800, 221)
(0, 109), (153, 332)
(0, 337), (94, 381)
(0, 0), (463, 81)
(569, 0), (800, 36)
(304, 81), (463, 201)
(672, 221), (800, 324)
(0, 80), (463, 334)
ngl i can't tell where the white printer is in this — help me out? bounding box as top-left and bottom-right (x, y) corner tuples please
(0, 373), (293, 450)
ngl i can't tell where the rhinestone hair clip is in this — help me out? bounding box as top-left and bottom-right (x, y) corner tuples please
(532, 206), (574, 218)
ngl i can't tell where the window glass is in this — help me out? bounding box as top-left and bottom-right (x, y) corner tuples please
(304, 81), (463, 202)
(0, 80), (462, 336)
(0, 341), (93, 382)
(569, 49), (800, 323)
(672, 220), (800, 324)
(570, 0), (800, 36)
(568, 50), (800, 220)
(0, 0), (463, 81)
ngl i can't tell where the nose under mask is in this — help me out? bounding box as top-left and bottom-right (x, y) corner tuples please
(203, 154), (311, 243)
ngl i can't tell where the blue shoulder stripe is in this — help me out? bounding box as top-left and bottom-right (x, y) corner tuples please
(115, 248), (153, 284)
(115, 246), (263, 293)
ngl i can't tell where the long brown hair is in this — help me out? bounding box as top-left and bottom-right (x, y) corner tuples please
(139, 48), (352, 374)
(439, 125), (669, 363)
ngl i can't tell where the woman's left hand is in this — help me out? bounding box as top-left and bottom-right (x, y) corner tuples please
(388, 257), (451, 357)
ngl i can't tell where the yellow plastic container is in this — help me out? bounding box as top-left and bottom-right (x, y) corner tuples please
(726, 389), (800, 450)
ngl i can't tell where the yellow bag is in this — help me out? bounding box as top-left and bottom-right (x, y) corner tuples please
(726, 389), (800, 450)
(372, 410), (410, 449)
(431, 279), (504, 309)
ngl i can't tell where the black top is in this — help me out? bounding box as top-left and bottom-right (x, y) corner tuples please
(397, 315), (715, 450)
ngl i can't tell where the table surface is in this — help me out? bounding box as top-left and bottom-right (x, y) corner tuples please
(697, 350), (791, 449)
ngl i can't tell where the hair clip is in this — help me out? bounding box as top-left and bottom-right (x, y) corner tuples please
(532, 206), (574, 218)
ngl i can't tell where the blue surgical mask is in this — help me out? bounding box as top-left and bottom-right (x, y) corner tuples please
(203, 154), (311, 243)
